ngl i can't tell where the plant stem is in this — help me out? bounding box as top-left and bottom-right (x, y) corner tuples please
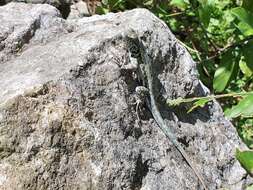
(167, 12), (185, 17)
(177, 39), (199, 53)
(197, 36), (253, 63)
(167, 91), (253, 105)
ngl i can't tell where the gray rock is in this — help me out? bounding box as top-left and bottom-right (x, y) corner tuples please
(67, 1), (91, 19)
(0, 3), (251, 190)
(0, 0), (71, 18)
(0, 2), (72, 62)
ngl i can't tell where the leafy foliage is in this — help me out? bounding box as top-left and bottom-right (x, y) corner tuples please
(225, 94), (253, 118)
(246, 185), (253, 190)
(236, 149), (253, 176)
(96, 0), (253, 176)
(213, 50), (238, 92)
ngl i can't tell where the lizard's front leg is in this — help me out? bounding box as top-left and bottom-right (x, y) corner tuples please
(134, 86), (149, 125)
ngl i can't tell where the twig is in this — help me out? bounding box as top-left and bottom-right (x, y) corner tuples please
(191, 41), (202, 61)
(167, 91), (253, 106)
(197, 35), (253, 63)
(177, 39), (200, 53)
(167, 12), (185, 17)
(199, 23), (220, 52)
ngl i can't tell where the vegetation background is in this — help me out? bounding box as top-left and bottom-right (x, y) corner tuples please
(94, 0), (253, 183)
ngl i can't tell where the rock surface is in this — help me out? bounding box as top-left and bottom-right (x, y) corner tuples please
(0, 0), (72, 18)
(0, 2), (71, 63)
(0, 3), (251, 190)
(67, 0), (91, 19)
(0, 0), (96, 18)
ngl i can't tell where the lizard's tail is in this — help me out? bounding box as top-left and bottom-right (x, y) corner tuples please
(173, 140), (209, 190)
(147, 94), (209, 190)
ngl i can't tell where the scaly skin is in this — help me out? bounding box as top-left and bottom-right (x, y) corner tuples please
(138, 38), (208, 190)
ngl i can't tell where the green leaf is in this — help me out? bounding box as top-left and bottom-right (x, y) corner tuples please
(198, 5), (212, 27)
(235, 22), (253, 36)
(225, 94), (253, 118)
(213, 51), (238, 92)
(170, 0), (189, 10)
(239, 58), (253, 77)
(143, 0), (154, 6)
(236, 149), (253, 176)
(239, 121), (253, 149)
(242, 0), (253, 13)
(197, 0), (215, 27)
(231, 7), (253, 30)
(95, 6), (109, 14)
(198, 9), (209, 27)
(187, 98), (211, 113)
(243, 40), (253, 72)
(111, 0), (124, 9)
(246, 185), (253, 190)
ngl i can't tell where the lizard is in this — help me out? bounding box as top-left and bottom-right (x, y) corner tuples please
(134, 37), (209, 190)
